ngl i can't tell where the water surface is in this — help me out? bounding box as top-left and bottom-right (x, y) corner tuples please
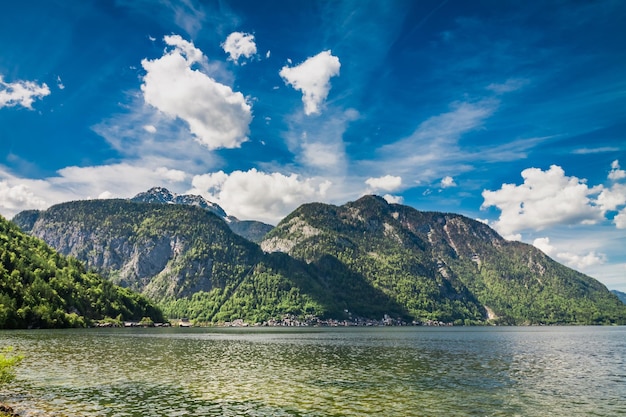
(1, 326), (625, 416)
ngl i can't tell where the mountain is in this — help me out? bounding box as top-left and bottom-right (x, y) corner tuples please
(612, 290), (626, 304)
(261, 195), (626, 325)
(11, 195), (626, 325)
(130, 187), (273, 243)
(0, 214), (162, 329)
(11, 200), (350, 323)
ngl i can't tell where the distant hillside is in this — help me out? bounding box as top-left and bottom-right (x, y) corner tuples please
(0, 214), (162, 329)
(11, 196), (626, 325)
(612, 290), (626, 304)
(261, 195), (626, 325)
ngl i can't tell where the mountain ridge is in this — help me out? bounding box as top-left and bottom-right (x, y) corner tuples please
(130, 187), (274, 243)
(11, 194), (626, 325)
(261, 195), (625, 324)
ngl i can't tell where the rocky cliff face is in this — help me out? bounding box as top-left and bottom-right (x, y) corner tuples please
(15, 200), (262, 300)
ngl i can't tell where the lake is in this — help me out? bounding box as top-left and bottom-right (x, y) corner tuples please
(1, 326), (625, 416)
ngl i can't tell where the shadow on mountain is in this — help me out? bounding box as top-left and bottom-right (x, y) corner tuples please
(310, 254), (412, 320)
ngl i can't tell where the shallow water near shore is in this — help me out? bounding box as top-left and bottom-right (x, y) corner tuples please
(1, 326), (625, 416)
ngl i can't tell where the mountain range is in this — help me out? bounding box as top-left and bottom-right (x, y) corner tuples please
(11, 189), (626, 325)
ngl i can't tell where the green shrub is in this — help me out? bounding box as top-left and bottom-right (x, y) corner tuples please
(0, 347), (23, 385)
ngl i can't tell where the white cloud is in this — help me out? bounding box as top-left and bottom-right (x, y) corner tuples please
(482, 165), (605, 236)
(55, 163), (187, 197)
(0, 75), (50, 109)
(141, 34), (252, 150)
(279, 50), (341, 115)
(143, 124), (157, 133)
(486, 78), (528, 94)
(440, 176), (456, 188)
(533, 237), (555, 255)
(596, 183), (626, 212)
(608, 160), (626, 180)
(155, 167), (186, 182)
(301, 142), (344, 169)
(365, 175), (402, 192)
(573, 147), (620, 155)
(534, 235), (609, 271)
(189, 169), (332, 224)
(222, 32), (257, 64)
(0, 162), (192, 219)
(504, 233), (522, 242)
(0, 182), (47, 216)
(615, 208), (626, 229)
(556, 251), (607, 270)
(382, 194), (403, 204)
(98, 191), (115, 199)
(56, 76), (65, 90)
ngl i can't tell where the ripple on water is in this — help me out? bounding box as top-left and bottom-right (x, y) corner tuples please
(1, 327), (625, 417)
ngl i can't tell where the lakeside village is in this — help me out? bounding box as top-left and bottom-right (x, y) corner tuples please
(98, 314), (454, 328)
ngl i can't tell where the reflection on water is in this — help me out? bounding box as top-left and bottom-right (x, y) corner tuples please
(1, 327), (625, 416)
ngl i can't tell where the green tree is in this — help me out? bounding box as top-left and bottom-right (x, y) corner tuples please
(0, 347), (23, 385)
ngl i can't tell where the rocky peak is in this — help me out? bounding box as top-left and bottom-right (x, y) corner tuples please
(130, 187), (273, 243)
(131, 187), (227, 218)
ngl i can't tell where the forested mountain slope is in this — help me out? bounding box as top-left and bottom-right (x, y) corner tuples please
(12, 196), (626, 325)
(12, 200), (350, 323)
(612, 290), (626, 305)
(0, 215), (162, 329)
(261, 195), (626, 325)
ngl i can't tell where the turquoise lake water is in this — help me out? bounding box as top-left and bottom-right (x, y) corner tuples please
(1, 326), (625, 416)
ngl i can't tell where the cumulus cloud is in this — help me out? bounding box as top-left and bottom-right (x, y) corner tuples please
(615, 209), (626, 229)
(382, 194), (403, 204)
(533, 237), (555, 255)
(483, 161), (626, 237)
(596, 183), (626, 212)
(440, 176), (456, 188)
(0, 182), (47, 216)
(189, 169), (332, 224)
(365, 175), (402, 192)
(533, 236), (605, 270)
(609, 160), (626, 181)
(482, 165), (605, 236)
(279, 50), (341, 115)
(141, 34), (252, 150)
(0, 75), (50, 109)
(222, 32), (257, 64)
(556, 250), (607, 270)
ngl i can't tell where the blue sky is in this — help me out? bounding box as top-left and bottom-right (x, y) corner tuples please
(1, 0), (625, 290)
